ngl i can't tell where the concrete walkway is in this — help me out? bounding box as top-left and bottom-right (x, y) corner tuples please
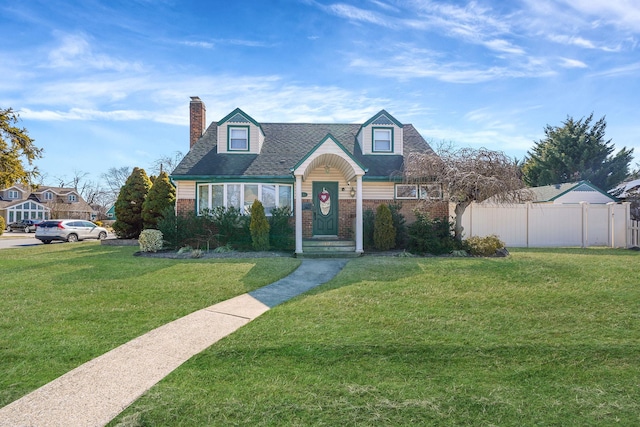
(0, 259), (349, 427)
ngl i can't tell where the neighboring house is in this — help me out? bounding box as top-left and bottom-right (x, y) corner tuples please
(526, 181), (618, 204)
(610, 178), (640, 199)
(0, 184), (93, 225)
(105, 204), (117, 220)
(171, 97), (447, 255)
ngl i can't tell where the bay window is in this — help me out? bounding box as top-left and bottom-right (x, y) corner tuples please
(198, 183), (293, 215)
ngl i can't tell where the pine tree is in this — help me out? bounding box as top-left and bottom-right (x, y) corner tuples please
(523, 114), (633, 190)
(374, 204), (396, 251)
(249, 200), (270, 251)
(142, 171), (176, 229)
(113, 167), (152, 239)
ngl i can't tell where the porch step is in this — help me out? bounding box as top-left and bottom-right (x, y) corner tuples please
(298, 239), (361, 258)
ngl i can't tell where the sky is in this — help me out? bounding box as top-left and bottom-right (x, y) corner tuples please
(2, 0), (639, 188)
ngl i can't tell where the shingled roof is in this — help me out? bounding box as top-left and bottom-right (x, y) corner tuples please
(172, 121), (434, 180)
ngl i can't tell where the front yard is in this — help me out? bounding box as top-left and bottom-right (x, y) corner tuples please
(1, 245), (639, 425)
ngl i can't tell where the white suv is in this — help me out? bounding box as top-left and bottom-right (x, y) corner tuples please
(36, 220), (108, 244)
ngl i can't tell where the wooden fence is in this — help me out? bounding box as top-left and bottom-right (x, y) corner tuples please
(455, 202), (631, 248)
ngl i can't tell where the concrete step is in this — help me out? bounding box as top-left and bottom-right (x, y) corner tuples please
(299, 239), (360, 258)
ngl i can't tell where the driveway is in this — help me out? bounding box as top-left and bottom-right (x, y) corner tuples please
(0, 233), (44, 249)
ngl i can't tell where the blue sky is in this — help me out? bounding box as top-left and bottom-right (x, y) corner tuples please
(2, 0), (639, 186)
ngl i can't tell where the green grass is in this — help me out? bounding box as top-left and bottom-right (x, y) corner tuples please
(110, 248), (640, 426)
(0, 242), (300, 407)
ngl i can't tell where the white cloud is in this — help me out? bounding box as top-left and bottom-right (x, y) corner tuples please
(46, 33), (143, 72)
(558, 57), (588, 68)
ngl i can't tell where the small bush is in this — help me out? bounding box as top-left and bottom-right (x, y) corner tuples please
(250, 200), (270, 251)
(407, 211), (461, 255)
(363, 209), (375, 249)
(157, 207), (210, 250)
(0, 216), (5, 236)
(93, 220), (103, 227)
(388, 203), (407, 248)
(204, 207), (250, 248)
(139, 229), (164, 252)
(374, 204), (396, 251)
(190, 249), (203, 259)
(269, 206), (294, 250)
(465, 235), (506, 256)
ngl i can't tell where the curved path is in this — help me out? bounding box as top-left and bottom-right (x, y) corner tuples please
(0, 259), (348, 427)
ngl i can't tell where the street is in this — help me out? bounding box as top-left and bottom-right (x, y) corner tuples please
(0, 233), (46, 249)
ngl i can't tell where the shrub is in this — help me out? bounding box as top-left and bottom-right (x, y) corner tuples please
(249, 200), (270, 251)
(388, 203), (407, 248)
(374, 204), (396, 251)
(269, 206), (294, 250)
(93, 220), (103, 227)
(157, 207), (211, 250)
(465, 235), (506, 256)
(407, 211), (461, 255)
(204, 207), (250, 248)
(363, 208), (375, 249)
(113, 167), (152, 239)
(138, 229), (164, 252)
(142, 171), (176, 229)
(0, 216), (5, 236)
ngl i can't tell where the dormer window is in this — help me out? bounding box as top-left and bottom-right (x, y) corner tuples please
(68, 194), (77, 202)
(373, 128), (393, 152)
(8, 190), (19, 199)
(44, 192), (53, 200)
(228, 126), (249, 151)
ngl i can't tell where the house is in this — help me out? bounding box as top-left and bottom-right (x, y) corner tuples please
(171, 97), (447, 255)
(0, 184), (93, 225)
(526, 181), (617, 204)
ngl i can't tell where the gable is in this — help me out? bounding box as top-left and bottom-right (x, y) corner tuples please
(356, 110), (404, 156)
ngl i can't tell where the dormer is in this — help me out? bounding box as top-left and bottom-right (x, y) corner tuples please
(2, 185), (27, 200)
(41, 189), (55, 202)
(356, 110), (404, 155)
(216, 108), (265, 154)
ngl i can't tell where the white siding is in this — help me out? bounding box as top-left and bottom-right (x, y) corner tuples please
(217, 123), (264, 154)
(357, 125), (403, 155)
(554, 190), (614, 204)
(362, 182), (395, 200)
(176, 181), (196, 199)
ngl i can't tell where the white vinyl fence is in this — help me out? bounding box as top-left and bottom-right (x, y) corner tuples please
(456, 202), (631, 248)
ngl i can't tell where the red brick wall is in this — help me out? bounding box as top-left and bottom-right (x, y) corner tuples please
(299, 198), (449, 239)
(177, 199), (196, 216)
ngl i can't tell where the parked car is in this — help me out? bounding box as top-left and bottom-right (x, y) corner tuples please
(35, 220), (108, 244)
(7, 219), (43, 233)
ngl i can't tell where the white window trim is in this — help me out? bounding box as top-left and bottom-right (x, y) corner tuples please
(8, 190), (19, 199)
(395, 184), (418, 199)
(44, 192), (53, 200)
(197, 183), (293, 215)
(373, 128), (393, 153)
(228, 126), (249, 151)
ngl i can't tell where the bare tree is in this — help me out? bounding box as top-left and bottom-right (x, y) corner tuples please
(101, 166), (132, 206)
(404, 146), (530, 241)
(148, 151), (183, 177)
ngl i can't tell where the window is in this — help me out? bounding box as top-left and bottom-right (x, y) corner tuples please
(421, 183), (442, 200)
(68, 194), (77, 202)
(198, 183), (293, 216)
(373, 128), (392, 152)
(228, 127), (249, 151)
(395, 184), (418, 199)
(8, 190), (19, 199)
(44, 192), (53, 200)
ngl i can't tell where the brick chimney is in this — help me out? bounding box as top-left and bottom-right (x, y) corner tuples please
(189, 96), (206, 148)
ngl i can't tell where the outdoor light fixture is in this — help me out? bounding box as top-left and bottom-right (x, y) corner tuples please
(350, 187), (356, 198)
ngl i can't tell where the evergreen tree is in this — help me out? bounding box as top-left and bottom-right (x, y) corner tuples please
(523, 114), (633, 190)
(1, 108), (42, 188)
(113, 167), (152, 239)
(142, 171), (176, 229)
(373, 203), (395, 251)
(249, 200), (270, 251)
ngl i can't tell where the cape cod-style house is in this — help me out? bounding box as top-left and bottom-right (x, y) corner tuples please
(171, 97), (447, 255)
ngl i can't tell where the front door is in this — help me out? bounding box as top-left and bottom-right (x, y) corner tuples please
(312, 181), (339, 236)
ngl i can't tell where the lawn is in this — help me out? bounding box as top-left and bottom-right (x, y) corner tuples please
(109, 248), (640, 426)
(0, 242), (301, 407)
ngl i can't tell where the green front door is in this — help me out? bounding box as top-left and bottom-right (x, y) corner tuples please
(312, 181), (339, 236)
